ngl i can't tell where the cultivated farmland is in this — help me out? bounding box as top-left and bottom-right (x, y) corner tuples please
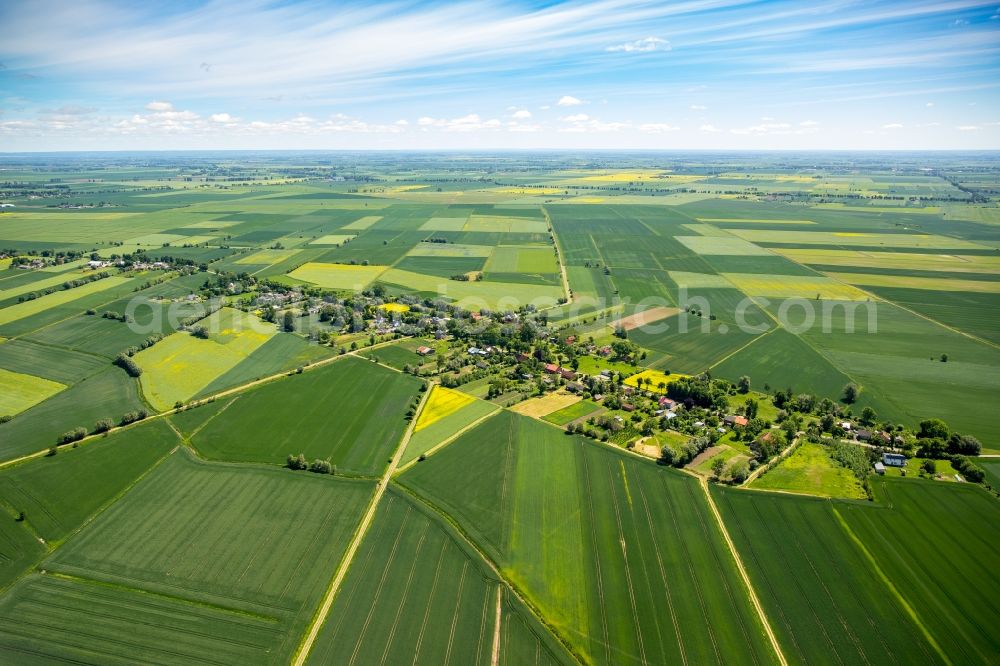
(190, 355), (422, 473)
(306, 488), (573, 665)
(26, 451), (373, 663)
(401, 411), (776, 665)
(0, 153), (998, 665)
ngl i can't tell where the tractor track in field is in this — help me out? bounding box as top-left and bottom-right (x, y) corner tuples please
(694, 474), (789, 666)
(290, 378), (432, 666)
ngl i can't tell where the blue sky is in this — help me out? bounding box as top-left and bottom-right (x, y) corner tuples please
(1, 0), (998, 150)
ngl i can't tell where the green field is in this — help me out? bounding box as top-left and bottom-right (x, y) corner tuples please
(0, 276), (132, 327)
(0, 367), (146, 461)
(1, 155), (998, 662)
(0, 367), (66, 416)
(307, 488), (573, 665)
(0, 420), (178, 544)
(402, 396), (498, 465)
(836, 479), (1000, 664)
(541, 398), (601, 425)
(401, 411), (775, 665)
(749, 442), (866, 498)
(288, 262), (389, 289)
(14, 450), (373, 663)
(135, 307), (275, 410)
(191, 356), (422, 474)
(378, 267), (563, 310)
(714, 485), (942, 665)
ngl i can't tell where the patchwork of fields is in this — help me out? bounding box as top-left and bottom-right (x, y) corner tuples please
(0, 156), (997, 664)
(401, 412), (777, 665)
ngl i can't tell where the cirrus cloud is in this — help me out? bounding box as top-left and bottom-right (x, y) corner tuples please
(606, 36), (670, 53)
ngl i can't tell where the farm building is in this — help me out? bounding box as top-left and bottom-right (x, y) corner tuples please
(724, 415), (749, 427)
(566, 381), (586, 393)
(874, 462), (886, 475)
(415, 346), (434, 356)
(544, 363), (559, 374)
(883, 453), (907, 467)
(658, 396), (677, 409)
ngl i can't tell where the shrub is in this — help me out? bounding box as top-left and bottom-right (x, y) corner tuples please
(57, 427), (87, 445)
(93, 418), (113, 434)
(113, 353), (142, 377)
(309, 459), (332, 474)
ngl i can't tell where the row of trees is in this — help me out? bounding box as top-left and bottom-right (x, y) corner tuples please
(286, 454), (335, 475)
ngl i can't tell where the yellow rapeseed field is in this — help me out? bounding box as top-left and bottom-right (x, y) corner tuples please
(414, 386), (475, 431)
(624, 369), (687, 394)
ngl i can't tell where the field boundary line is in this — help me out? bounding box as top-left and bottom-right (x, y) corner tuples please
(708, 325), (777, 371)
(44, 570), (281, 623)
(290, 378), (432, 666)
(490, 585), (503, 666)
(813, 270), (1000, 350)
(830, 505), (952, 666)
(391, 482), (586, 665)
(0, 337), (410, 468)
(541, 206), (573, 305)
(394, 403), (501, 475)
(694, 474), (788, 666)
(4, 439), (184, 596)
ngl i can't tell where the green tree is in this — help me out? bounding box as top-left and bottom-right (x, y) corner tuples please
(282, 311), (295, 332)
(947, 433), (981, 456)
(859, 406), (877, 426)
(842, 382), (859, 404)
(921, 459), (937, 475)
(737, 375), (751, 394)
(711, 456), (726, 479)
(918, 418), (949, 440)
(727, 458), (750, 483)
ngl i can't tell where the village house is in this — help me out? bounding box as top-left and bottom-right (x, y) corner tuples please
(724, 414), (749, 427)
(883, 452), (906, 468)
(415, 345), (434, 356)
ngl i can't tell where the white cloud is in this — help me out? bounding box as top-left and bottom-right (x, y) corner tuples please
(956, 125), (980, 131)
(882, 123), (904, 129)
(209, 112), (237, 122)
(699, 124), (721, 133)
(511, 109), (532, 119)
(926, 101), (935, 107)
(145, 101), (173, 112)
(730, 122), (794, 135)
(507, 120), (541, 132)
(639, 123), (679, 133)
(557, 95), (583, 107)
(394, 119), (409, 125)
(559, 114), (627, 132)
(606, 36), (669, 53)
(415, 113), (501, 131)
(690, 104), (707, 111)
(799, 120), (819, 127)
